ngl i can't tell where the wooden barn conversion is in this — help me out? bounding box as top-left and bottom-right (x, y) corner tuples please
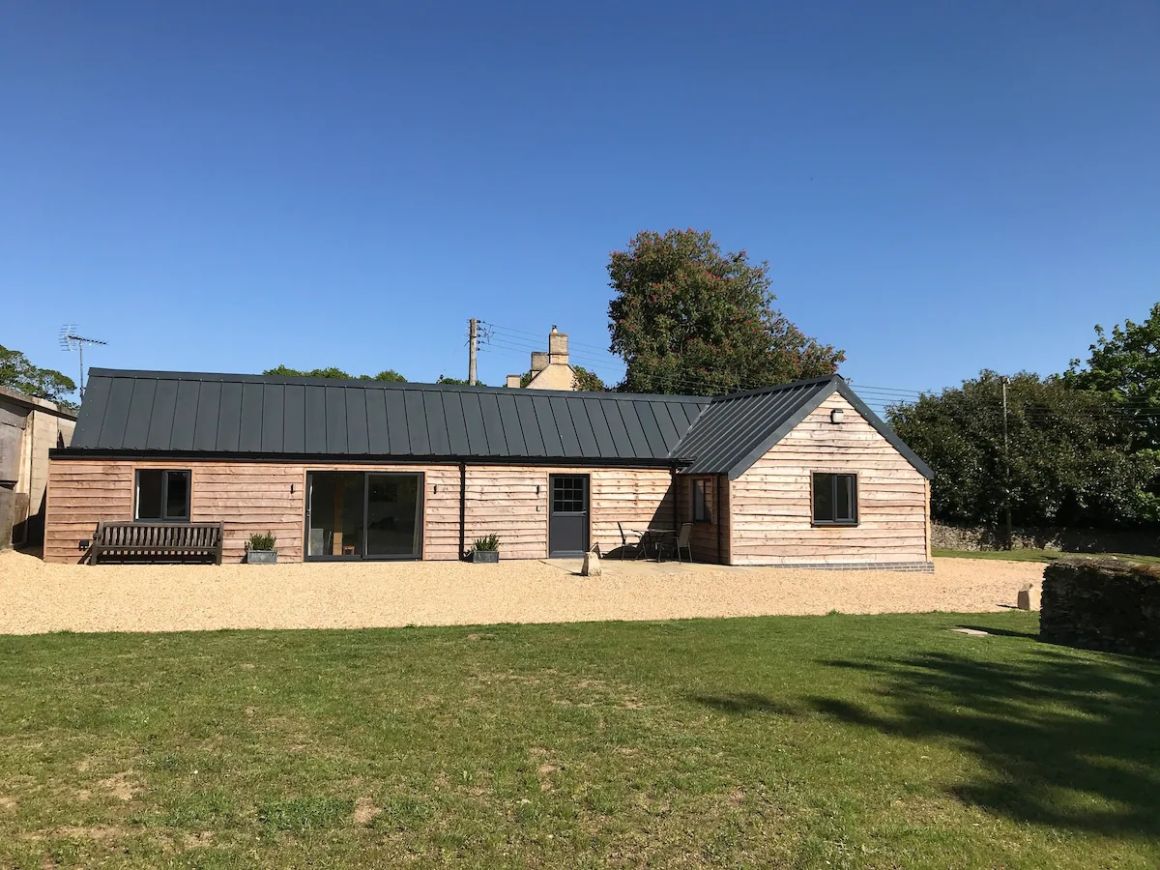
(44, 369), (934, 569)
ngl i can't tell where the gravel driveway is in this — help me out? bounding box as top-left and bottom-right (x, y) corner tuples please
(0, 550), (1042, 635)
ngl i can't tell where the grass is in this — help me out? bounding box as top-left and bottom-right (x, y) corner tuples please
(934, 547), (1160, 565)
(1, 613), (1158, 868)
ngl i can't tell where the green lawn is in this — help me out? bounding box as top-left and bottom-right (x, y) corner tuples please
(935, 547), (1160, 565)
(1, 614), (1158, 868)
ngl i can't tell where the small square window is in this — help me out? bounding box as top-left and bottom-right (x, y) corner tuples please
(692, 479), (711, 523)
(136, 469), (191, 521)
(812, 473), (857, 525)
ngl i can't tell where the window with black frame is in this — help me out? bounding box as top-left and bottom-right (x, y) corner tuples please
(692, 478), (710, 522)
(135, 469), (191, 521)
(812, 472), (857, 525)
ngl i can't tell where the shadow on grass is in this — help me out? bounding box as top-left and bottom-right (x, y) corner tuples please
(688, 693), (801, 716)
(956, 624), (1039, 640)
(694, 647), (1160, 837)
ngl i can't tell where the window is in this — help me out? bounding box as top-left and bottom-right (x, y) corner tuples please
(551, 476), (586, 513)
(812, 473), (857, 525)
(692, 478), (711, 522)
(135, 469), (191, 521)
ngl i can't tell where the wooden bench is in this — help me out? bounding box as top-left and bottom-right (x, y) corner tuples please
(90, 521), (224, 565)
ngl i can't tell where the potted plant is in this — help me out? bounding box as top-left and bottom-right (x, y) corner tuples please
(471, 534), (500, 563)
(246, 531), (278, 564)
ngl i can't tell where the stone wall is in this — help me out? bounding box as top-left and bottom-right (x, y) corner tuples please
(933, 522), (1160, 556)
(1041, 557), (1160, 659)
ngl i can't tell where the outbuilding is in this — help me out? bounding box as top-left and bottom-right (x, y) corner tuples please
(44, 368), (933, 568)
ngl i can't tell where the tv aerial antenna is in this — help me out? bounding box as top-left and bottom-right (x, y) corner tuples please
(59, 324), (108, 400)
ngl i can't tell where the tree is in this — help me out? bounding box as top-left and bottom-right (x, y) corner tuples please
(607, 229), (843, 395)
(572, 365), (606, 392)
(369, 370), (407, 383)
(0, 345), (77, 406)
(887, 371), (1156, 529)
(264, 365), (406, 382)
(1065, 302), (1160, 451)
(517, 364), (607, 391)
(436, 375), (485, 386)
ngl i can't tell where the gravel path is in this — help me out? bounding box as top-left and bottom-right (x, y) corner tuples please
(0, 550), (1043, 635)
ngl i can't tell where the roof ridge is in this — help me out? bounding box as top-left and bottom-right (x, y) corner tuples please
(84, 368), (709, 403)
(707, 373), (842, 402)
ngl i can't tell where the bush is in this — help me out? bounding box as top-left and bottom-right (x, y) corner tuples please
(247, 532), (276, 551)
(473, 534), (500, 552)
(1041, 557), (1160, 658)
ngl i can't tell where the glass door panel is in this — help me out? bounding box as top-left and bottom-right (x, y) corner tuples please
(366, 474), (421, 557)
(307, 472), (365, 557)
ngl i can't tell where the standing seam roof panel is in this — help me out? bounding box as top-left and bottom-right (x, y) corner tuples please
(283, 384), (306, 454)
(514, 395), (545, 456)
(121, 378), (156, 451)
(238, 382), (265, 453)
(216, 382), (244, 453)
(192, 382), (222, 451)
(170, 380), (200, 452)
(346, 388), (370, 454)
(145, 378), (179, 451)
(365, 388), (390, 453)
(478, 393), (508, 456)
(440, 392), (470, 456)
(567, 400), (599, 458)
(403, 391), (430, 455)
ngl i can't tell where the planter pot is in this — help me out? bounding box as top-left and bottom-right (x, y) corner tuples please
(246, 549), (278, 565)
(471, 550), (500, 564)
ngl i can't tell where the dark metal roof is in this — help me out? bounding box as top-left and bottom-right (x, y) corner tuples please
(672, 376), (934, 479)
(63, 369), (933, 479)
(68, 369), (709, 464)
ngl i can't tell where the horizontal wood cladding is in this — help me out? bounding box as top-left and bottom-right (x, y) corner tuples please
(729, 395), (928, 566)
(463, 466), (673, 559)
(675, 474), (725, 563)
(44, 459), (674, 564)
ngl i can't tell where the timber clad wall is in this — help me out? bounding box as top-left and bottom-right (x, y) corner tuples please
(728, 394), (929, 566)
(675, 475), (726, 563)
(44, 460), (672, 564)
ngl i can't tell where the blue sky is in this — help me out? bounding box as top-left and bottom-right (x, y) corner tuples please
(2, 1), (1157, 411)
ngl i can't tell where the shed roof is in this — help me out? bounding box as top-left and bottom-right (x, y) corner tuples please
(63, 369), (933, 479)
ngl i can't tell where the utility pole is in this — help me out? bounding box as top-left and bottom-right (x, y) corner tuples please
(1001, 376), (1012, 549)
(467, 318), (479, 386)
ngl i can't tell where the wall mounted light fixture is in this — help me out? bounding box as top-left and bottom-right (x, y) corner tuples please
(830, 409), (845, 424)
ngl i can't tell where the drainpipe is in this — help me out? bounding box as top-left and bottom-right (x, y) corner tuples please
(716, 474), (724, 565)
(458, 462), (467, 560)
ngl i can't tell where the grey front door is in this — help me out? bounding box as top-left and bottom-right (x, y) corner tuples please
(548, 474), (589, 556)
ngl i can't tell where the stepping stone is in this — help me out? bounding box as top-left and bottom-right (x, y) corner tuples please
(951, 628), (990, 637)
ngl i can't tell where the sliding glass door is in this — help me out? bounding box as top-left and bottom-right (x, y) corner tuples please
(306, 472), (423, 560)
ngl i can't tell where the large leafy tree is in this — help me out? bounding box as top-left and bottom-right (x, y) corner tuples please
(607, 229), (843, 394)
(1065, 302), (1160, 450)
(888, 371), (1156, 528)
(264, 365), (406, 382)
(0, 345), (77, 406)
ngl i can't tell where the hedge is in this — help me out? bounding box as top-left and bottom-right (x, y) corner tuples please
(1041, 556), (1160, 659)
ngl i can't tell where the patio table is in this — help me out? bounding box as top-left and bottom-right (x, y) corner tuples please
(633, 527), (676, 562)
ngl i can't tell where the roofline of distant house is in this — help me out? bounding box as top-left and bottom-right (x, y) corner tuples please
(0, 384), (78, 419)
(48, 448), (697, 469)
